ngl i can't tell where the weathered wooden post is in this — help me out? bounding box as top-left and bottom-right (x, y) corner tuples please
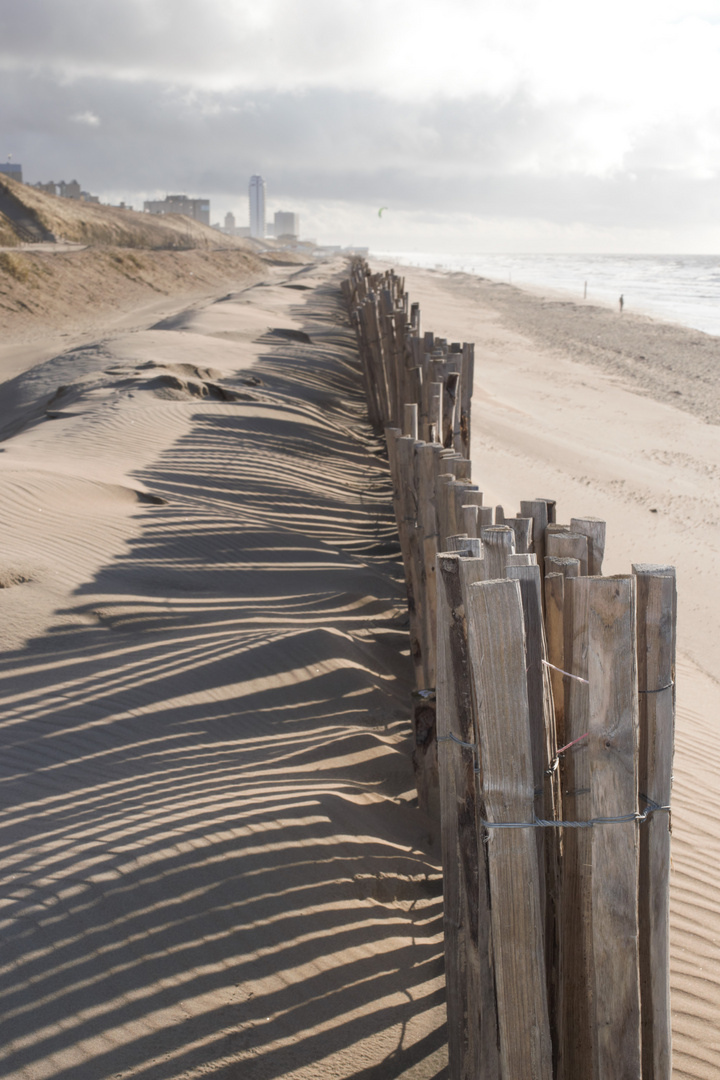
(436, 553), (499, 1080)
(560, 576), (642, 1080)
(634, 564), (676, 1080)
(466, 578), (553, 1080)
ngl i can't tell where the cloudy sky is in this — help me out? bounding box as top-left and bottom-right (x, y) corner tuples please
(2, 0), (720, 251)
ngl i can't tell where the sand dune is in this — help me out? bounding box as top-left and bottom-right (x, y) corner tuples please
(0, 261), (447, 1079)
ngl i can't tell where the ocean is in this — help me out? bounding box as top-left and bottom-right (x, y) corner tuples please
(371, 251), (720, 339)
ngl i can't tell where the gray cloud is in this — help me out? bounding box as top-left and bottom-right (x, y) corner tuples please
(3, 69), (718, 234)
(0, 0), (383, 89)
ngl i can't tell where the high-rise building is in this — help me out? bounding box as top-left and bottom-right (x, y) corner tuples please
(249, 175), (266, 239)
(274, 211), (299, 239)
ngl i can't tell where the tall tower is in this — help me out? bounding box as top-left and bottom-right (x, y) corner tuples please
(249, 175), (266, 239)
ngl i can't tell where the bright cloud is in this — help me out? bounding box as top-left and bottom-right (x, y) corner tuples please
(70, 110), (100, 126)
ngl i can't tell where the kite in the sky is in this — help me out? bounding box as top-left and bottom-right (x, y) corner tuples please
(378, 207), (388, 218)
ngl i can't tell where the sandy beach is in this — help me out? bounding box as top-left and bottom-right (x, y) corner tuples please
(1, 248), (719, 1079)
(380, 261), (720, 1080)
(0, 257), (446, 1080)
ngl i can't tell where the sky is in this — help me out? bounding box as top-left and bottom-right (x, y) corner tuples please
(2, 0), (720, 252)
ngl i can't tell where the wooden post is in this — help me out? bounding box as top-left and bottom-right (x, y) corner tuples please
(633, 564), (676, 1080)
(437, 555), (499, 1080)
(507, 553), (536, 566)
(429, 381), (443, 442)
(480, 525), (515, 580)
(462, 504), (480, 538)
(412, 689), (438, 820)
(508, 516), (533, 554)
(545, 555), (581, 579)
(403, 403), (419, 440)
(477, 505), (494, 531)
(395, 435), (427, 685)
(417, 442), (443, 684)
(459, 342), (474, 458)
(589, 576), (641, 1079)
(542, 556), (579, 746)
(538, 497), (557, 524)
(466, 579), (553, 1080)
(521, 499), (550, 575)
(546, 530), (589, 576)
(450, 481), (479, 541)
(447, 534), (481, 556)
(448, 457), (472, 480)
(571, 517), (607, 576)
(435, 473), (456, 550)
(561, 576), (642, 1080)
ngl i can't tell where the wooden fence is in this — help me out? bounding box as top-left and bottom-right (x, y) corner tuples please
(343, 259), (676, 1080)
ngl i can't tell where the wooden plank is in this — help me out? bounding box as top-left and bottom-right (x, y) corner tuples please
(543, 572), (566, 745)
(633, 564), (676, 1080)
(571, 516), (607, 576)
(465, 578), (552, 1080)
(559, 574), (594, 1079)
(437, 555), (500, 1080)
(507, 565), (559, 824)
(508, 563), (561, 1061)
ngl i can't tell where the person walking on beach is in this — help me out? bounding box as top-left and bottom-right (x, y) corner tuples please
(619, 294), (624, 314)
